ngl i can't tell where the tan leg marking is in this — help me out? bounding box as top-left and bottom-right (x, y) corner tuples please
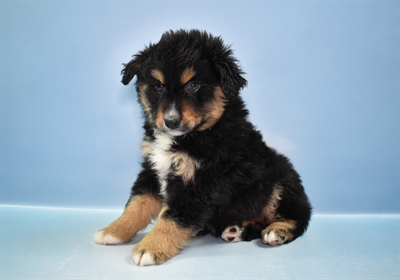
(180, 67), (196, 84)
(132, 207), (196, 266)
(261, 184), (297, 245)
(263, 184), (284, 223)
(94, 195), (161, 245)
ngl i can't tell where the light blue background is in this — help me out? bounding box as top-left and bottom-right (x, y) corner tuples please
(1, 0), (398, 213)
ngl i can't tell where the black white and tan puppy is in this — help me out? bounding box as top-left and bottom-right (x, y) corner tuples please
(94, 29), (312, 266)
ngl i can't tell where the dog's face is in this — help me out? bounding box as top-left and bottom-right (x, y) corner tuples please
(121, 30), (247, 136)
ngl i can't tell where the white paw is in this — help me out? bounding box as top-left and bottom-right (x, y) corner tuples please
(94, 229), (123, 245)
(262, 230), (284, 246)
(132, 251), (157, 266)
(221, 225), (244, 242)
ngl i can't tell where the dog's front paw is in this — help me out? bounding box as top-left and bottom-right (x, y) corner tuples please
(132, 241), (177, 266)
(131, 206), (195, 266)
(132, 248), (163, 266)
(221, 225), (244, 242)
(94, 228), (129, 245)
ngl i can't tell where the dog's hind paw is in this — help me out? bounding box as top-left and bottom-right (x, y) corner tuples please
(94, 229), (124, 245)
(221, 225), (244, 242)
(262, 229), (286, 245)
(261, 221), (296, 246)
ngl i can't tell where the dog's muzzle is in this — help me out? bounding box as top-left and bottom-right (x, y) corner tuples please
(164, 116), (181, 130)
(162, 104), (184, 135)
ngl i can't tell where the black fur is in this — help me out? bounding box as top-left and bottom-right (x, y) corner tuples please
(123, 29), (311, 244)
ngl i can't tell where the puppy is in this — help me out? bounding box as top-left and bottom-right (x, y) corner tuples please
(94, 29), (312, 266)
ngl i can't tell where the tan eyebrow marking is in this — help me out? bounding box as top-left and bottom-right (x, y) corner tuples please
(151, 69), (165, 84)
(180, 68), (196, 84)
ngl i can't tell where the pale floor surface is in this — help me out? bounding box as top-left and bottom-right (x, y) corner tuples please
(1, 206), (399, 279)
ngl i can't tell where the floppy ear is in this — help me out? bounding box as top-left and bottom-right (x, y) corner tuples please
(121, 51), (148, 85)
(215, 57), (247, 98)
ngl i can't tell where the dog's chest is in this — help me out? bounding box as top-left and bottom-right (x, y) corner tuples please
(145, 133), (174, 196)
(142, 133), (199, 197)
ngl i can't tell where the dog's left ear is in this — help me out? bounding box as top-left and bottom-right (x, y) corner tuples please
(121, 50), (149, 85)
(215, 56), (247, 98)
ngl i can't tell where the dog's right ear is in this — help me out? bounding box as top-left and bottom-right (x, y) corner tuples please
(121, 51), (148, 85)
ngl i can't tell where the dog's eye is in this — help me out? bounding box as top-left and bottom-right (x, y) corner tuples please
(187, 82), (200, 92)
(154, 84), (164, 93)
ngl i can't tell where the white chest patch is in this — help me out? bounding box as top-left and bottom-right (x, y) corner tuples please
(142, 132), (200, 197)
(147, 133), (175, 197)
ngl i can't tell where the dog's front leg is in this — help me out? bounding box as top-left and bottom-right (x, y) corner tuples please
(132, 206), (197, 266)
(94, 167), (162, 245)
(94, 194), (161, 244)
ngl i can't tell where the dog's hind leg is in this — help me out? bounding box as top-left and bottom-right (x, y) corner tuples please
(221, 218), (306, 245)
(260, 183), (311, 246)
(94, 194), (161, 245)
(222, 183), (311, 245)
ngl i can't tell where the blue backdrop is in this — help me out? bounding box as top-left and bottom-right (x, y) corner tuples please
(1, 1), (398, 213)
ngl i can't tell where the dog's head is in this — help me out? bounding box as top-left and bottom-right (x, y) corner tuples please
(121, 29), (247, 136)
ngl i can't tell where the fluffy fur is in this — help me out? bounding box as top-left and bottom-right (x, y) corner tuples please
(95, 29), (312, 266)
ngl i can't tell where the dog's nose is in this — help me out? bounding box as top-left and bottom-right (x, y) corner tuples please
(164, 118), (181, 130)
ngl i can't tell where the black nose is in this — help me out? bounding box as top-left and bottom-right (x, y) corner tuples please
(164, 118), (181, 129)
